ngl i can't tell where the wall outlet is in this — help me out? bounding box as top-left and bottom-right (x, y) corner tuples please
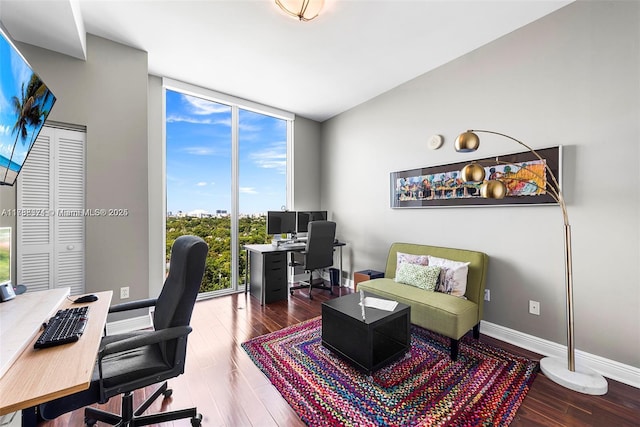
(529, 300), (540, 315)
(120, 286), (130, 299)
(484, 289), (490, 301)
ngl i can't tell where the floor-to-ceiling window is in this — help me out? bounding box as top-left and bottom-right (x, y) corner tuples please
(164, 79), (293, 296)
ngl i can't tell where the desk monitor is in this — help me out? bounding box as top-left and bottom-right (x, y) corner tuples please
(267, 211), (296, 235)
(296, 211), (327, 233)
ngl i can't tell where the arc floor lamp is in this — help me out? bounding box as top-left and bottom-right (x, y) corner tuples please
(455, 130), (608, 395)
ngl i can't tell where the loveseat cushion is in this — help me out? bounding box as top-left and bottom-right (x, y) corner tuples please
(358, 278), (479, 340)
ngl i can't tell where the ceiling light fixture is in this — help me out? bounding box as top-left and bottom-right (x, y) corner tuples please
(275, 0), (325, 22)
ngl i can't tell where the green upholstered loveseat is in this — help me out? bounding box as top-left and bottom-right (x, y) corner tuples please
(357, 242), (489, 360)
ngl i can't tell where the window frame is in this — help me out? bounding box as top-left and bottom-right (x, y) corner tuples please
(162, 78), (294, 296)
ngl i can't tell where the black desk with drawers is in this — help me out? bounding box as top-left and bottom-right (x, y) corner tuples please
(243, 242), (345, 305)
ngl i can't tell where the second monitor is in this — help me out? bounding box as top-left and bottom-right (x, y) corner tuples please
(296, 211), (328, 233)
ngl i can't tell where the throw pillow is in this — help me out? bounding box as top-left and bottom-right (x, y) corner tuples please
(427, 255), (470, 297)
(395, 252), (429, 273)
(395, 263), (440, 291)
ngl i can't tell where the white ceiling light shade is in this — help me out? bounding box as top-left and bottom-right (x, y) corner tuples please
(275, 0), (325, 22)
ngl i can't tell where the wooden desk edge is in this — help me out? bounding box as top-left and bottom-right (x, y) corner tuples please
(1, 383), (90, 416)
(0, 288), (70, 379)
(0, 290), (113, 415)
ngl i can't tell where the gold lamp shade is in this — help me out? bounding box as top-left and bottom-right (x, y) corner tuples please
(480, 180), (507, 199)
(454, 131), (480, 152)
(275, 0), (325, 21)
(460, 163), (485, 183)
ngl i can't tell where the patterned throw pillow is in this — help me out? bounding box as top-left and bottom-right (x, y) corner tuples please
(395, 252), (429, 274)
(395, 263), (441, 291)
(427, 255), (470, 297)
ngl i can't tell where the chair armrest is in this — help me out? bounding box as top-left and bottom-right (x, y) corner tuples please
(108, 298), (158, 313)
(99, 325), (192, 357)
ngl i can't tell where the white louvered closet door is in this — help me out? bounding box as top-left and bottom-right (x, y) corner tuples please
(17, 126), (85, 295)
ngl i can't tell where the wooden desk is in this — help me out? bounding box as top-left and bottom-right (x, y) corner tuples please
(244, 241), (345, 305)
(0, 289), (112, 416)
(0, 288), (70, 379)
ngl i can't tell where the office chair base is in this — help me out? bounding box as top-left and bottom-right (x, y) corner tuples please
(84, 382), (202, 426)
(290, 279), (334, 300)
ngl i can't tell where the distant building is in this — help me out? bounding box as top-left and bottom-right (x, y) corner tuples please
(167, 209), (238, 218)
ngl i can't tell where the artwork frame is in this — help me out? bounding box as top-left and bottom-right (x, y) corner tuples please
(390, 146), (562, 208)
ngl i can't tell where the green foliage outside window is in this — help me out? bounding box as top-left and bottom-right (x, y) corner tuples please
(166, 215), (269, 293)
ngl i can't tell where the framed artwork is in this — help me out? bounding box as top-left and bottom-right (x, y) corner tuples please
(390, 146), (562, 208)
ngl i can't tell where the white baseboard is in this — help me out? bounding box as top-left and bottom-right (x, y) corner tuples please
(480, 320), (640, 389)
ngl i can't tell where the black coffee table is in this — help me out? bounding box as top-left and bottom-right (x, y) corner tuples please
(321, 292), (411, 373)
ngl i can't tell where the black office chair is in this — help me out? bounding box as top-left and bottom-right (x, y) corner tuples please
(289, 220), (337, 300)
(38, 235), (208, 427)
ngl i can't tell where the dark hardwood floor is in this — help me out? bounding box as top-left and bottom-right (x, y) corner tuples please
(42, 287), (640, 426)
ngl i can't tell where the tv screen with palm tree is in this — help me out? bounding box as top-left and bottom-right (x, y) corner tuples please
(0, 24), (56, 186)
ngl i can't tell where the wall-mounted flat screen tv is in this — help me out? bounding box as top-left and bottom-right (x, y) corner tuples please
(0, 23), (56, 186)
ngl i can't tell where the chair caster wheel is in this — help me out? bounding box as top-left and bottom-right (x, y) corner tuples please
(191, 413), (203, 426)
(85, 417), (97, 426)
(163, 388), (173, 398)
(290, 290), (294, 296)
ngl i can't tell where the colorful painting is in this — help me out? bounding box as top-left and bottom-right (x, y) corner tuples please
(390, 146), (561, 208)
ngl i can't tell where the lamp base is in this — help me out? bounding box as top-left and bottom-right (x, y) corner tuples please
(539, 356), (608, 395)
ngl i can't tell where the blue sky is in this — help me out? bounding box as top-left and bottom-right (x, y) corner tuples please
(166, 90), (287, 215)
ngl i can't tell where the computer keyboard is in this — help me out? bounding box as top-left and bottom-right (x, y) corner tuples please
(34, 306), (89, 349)
(283, 242), (306, 249)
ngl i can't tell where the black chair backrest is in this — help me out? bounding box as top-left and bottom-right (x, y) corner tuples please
(154, 235), (208, 360)
(304, 221), (336, 271)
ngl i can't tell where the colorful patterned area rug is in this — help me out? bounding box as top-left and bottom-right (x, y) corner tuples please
(242, 317), (538, 426)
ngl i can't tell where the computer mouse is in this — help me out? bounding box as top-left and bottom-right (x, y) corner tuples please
(74, 294), (98, 303)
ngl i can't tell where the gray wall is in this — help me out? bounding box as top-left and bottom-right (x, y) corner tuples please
(321, 0), (639, 367)
(293, 116), (322, 211)
(14, 35), (150, 307)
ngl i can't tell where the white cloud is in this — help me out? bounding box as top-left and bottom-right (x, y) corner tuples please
(240, 187), (257, 194)
(250, 141), (287, 174)
(239, 122), (261, 132)
(166, 115), (231, 129)
(183, 95), (230, 115)
(0, 125), (10, 136)
(214, 118), (232, 127)
(183, 146), (216, 155)
(166, 114), (212, 124)
(196, 182), (207, 187)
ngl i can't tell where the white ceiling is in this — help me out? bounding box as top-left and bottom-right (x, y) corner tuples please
(0, 0), (573, 122)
